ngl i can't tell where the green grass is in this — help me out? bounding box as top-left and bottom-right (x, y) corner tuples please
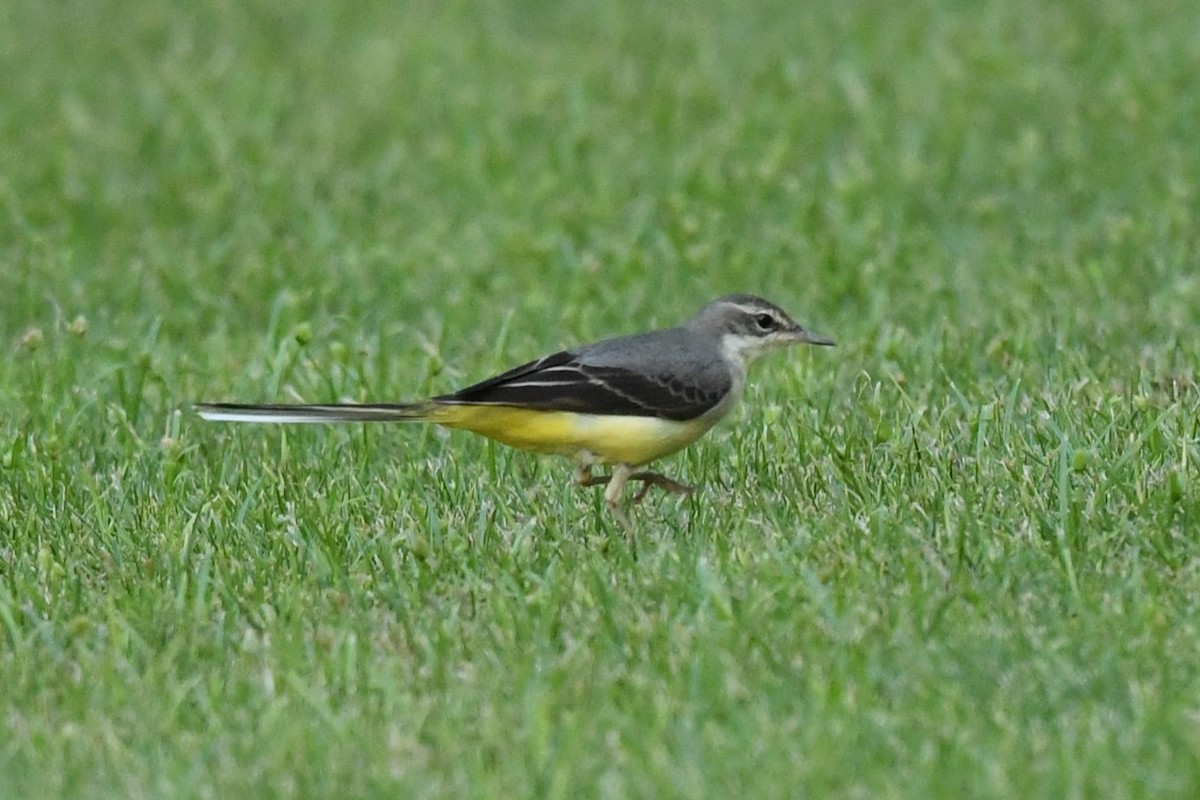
(3, 0), (1200, 796)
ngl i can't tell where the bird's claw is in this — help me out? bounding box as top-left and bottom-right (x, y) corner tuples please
(628, 471), (695, 504)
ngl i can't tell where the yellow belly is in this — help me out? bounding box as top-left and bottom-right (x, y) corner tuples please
(431, 404), (716, 466)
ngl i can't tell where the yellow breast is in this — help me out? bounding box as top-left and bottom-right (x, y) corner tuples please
(431, 404), (720, 466)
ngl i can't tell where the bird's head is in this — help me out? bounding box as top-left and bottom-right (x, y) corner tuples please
(688, 294), (835, 369)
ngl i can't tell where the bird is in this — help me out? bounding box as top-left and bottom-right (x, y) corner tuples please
(196, 294), (834, 529)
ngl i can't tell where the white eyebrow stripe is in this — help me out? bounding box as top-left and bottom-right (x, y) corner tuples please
(729, 303), (777, 317)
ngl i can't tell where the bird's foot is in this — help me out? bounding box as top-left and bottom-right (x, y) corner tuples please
(574, 465), (695, 514)
(626, 471), (695, 504)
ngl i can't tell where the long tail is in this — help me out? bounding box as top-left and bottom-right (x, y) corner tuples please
(194, 401), (438, 424)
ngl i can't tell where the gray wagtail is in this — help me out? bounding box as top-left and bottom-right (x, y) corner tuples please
(196, 294), (834, 528)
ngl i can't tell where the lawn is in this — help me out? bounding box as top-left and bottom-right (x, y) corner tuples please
(2, 0), (1199, 797)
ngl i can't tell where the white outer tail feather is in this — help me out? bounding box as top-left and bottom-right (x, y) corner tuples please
(194, 403), (431, 424)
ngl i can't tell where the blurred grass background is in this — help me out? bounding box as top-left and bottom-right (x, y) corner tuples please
(2, 0), (1199, 797)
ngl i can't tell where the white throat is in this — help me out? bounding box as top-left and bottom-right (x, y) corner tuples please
(718, 333), (770, 411)
(720, 333), (777, 373)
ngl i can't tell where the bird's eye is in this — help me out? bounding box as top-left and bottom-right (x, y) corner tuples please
(754, 313), (776, 331)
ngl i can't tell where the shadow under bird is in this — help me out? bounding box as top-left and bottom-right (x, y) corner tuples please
(196, 294), (834, 529)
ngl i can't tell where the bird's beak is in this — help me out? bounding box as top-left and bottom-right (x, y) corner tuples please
(789, 328), (836, 347)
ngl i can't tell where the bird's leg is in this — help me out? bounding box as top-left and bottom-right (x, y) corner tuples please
(574, 463), (632, 531)
(603, 464), (634, 532)
(627, 471), (696, 504)
(575, 464), (694, 503)
(574, 463), (694, 529)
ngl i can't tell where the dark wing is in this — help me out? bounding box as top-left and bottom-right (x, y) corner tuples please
(434, 350), (727, 421)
